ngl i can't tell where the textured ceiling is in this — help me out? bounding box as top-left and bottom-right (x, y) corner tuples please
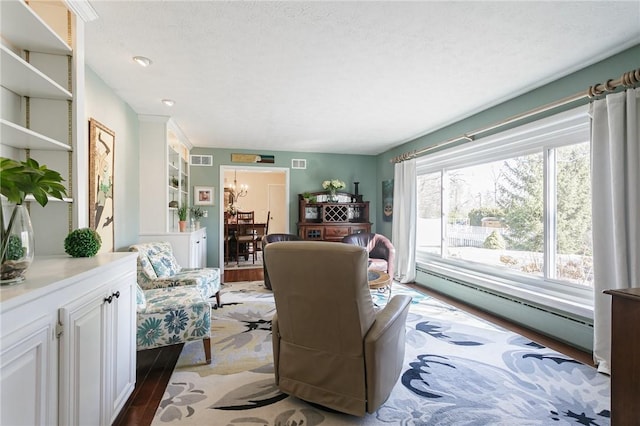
(84, 1), (640, 155)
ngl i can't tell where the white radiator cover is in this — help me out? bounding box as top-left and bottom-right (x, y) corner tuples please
(415, 268), (594, 353)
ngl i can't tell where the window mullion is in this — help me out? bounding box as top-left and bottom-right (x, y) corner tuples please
(544, 147), (557, 280)
(441, 169), (448, 258)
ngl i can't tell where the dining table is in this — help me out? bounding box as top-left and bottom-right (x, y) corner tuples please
(224, 222), (267, 262)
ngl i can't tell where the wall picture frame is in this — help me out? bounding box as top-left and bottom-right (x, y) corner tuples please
(88, 118), (115, 252)
(382, 179), (394, 222)
(194, 186), (214, 206)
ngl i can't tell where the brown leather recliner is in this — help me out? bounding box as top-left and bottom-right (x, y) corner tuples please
(342, 233), (395, 280)
(261, 233), (302, 290)
(265, 241), (411, 416)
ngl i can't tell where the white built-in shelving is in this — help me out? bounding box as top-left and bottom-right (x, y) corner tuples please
(139, 115), (192, 234)
(0, 118), (71, 151)
(1, 45), (72, 100)
(0, 0), (72, 55)
(0, 0), (77, 255)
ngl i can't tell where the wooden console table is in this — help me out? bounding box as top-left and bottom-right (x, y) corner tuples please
(603, 287), (640, 425)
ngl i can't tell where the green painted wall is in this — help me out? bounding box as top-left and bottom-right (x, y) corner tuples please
(85, 66), (140, 252)
(376, 44), (639, 350)
(190, 148), (377, 267)
(377, 44), (640, 197)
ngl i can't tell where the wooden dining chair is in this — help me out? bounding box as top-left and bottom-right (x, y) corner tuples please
(235, 210), (256, 265)
(254, 211), (270, 262)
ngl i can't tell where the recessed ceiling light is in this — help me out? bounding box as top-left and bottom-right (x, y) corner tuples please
(133, 56), (152, 67)
(161, 99), (175, 107)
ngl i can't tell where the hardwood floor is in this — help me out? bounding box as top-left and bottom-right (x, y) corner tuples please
(223, 265), (264, 283)
(116, 274), (593, 426)
(113, 344), (184, 426)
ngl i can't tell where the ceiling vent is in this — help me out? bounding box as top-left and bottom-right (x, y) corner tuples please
(291, 159), (307, 169)
(190, 155), (213, 166)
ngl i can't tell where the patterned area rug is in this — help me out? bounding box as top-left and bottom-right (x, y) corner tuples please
(152, 281), (610, 425)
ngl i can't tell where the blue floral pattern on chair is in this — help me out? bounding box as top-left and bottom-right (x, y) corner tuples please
(129, 241), (221, 307)
(136, 284), (212, 363)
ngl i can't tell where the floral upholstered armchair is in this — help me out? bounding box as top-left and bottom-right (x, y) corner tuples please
(135, 283), (212, 363)
(129, 241), (221, 308)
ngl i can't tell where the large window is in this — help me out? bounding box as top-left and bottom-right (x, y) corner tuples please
(416, 107), (593, 313)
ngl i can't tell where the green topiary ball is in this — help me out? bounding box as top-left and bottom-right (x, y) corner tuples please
(64, 228), (102, 257)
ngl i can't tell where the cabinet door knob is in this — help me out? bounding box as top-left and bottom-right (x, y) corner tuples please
(104, 295), (113, 304)
(113, 291), (120, 299)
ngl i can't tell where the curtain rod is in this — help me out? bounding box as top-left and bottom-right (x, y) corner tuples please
(391, 68), (640, 163)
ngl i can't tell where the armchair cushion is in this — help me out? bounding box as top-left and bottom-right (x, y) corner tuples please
(145, 242), (182, 277)
(136, 285), (211, 351)
(130, 242), (221, 304)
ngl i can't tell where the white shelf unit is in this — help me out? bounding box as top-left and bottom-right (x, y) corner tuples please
(0, 0), (77, 255)
(139, 115), (192, 234)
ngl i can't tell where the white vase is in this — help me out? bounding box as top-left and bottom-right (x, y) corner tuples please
(1, 204), (35, 284)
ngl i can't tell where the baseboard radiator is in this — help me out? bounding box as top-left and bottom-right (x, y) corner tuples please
(415, 266), (594, 353)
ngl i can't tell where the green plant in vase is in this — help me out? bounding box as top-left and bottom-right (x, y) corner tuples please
(176, 205), (189, 232)
(190, 207), (205, 229)
(0, 157), (68, 283)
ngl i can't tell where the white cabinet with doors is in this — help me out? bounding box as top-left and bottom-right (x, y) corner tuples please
(139, 227), (208, 268)
(0, 253), (137, 426)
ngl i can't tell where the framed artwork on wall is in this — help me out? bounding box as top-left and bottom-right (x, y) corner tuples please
(88, 118), (115, 252)
(194, 186), (215, 206)
(382, 179), (394, 222)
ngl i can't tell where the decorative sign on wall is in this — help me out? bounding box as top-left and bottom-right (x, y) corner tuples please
(231, 153), (275, 164)
(88, 118), (115, 252)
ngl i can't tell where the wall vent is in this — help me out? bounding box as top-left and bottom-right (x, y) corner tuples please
(291, 159), (307, 169)
(190, 155), (213, 166)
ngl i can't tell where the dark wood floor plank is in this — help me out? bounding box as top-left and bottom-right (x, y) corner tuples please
(114, 344), (183, 426)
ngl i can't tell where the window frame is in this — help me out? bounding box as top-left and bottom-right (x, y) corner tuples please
(415, 106), (593, 319)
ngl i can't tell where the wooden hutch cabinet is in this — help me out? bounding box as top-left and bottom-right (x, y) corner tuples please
(297, 191), (371, 241)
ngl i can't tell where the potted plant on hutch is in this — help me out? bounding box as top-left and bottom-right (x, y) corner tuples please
(190, 207), (205, 229)
(0, 157), (68, 284)
(176, 205), (188, 232)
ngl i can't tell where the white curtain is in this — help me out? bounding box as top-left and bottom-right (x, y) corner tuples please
(591, 88), (640, 374)
(391, 159), (417, 283)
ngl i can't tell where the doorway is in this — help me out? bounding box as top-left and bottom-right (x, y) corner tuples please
(219, 165), (289, 271)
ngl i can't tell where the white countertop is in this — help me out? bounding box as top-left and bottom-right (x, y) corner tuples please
(0, 252), (136, 312)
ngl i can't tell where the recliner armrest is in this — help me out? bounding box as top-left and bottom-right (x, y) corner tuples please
(363, 294), (412, 412)
(365, 295), (411, 344)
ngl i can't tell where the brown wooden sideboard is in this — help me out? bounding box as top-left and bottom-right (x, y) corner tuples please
(297, 191), (371, 242)
(603, 287), (640, 426)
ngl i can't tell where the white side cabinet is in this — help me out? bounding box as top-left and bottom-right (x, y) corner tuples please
(139, 227), (208, 268)
(0, 253), (137, 426)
